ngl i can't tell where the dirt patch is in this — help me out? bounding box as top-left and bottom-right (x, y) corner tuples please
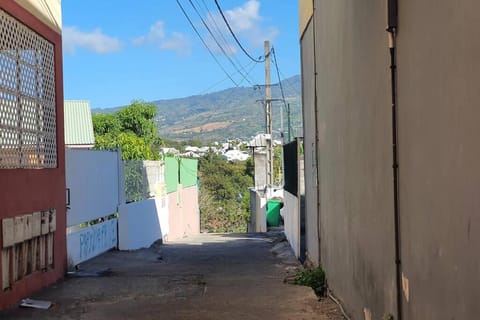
(170, 121), (231, 134)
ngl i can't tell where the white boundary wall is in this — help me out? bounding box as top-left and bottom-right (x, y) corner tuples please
(283, 191), (300, 258)
(118, 197), (168, 250)
(66, 149), (122, 227)
(65, 149), (123, 266)
(67, 219), (117, 266)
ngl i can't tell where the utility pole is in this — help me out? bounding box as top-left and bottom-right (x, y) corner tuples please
(264, 40), (273, 194)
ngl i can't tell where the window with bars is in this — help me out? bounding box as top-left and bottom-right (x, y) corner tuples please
(0, 9), (57, 169)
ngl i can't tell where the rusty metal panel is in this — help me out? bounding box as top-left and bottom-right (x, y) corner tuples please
(31, 212), (41, 237)
(47, 234), (53, 267)
(48, 210), (56, 232)
(1, 249), (10, 290)
(13, 245), (20, 281)
(13, 216), (25, 244)
(23, 214), (32, 240)
(2, 218), (14, 248)
(31, 238), (39, 272)
(39, 236), (46, 270)
(40, 212), (49, 235)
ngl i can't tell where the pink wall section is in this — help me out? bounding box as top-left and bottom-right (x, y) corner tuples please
(167, 185), (200, 241)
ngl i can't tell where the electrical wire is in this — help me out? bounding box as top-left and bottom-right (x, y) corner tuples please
(188, 0), (254, 86)
(213, 60), (259, 109)
(279, 69), (301, 96)
(176, 0), (239, 87)
(197, 60), (256, 95)
(198, 0), (254, 82)
(213, 0), (267, 63)
(271, 47), (288, 112)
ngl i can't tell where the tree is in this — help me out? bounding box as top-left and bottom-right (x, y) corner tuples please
(116, 100), (158, 142)
(92, 100), (160, 160)
(92, 113), (121, 136)
(198, 153), (253, 233)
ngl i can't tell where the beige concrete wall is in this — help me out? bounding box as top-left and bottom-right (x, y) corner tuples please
(301, 0), (480, 319)
(298, 0), (313, 37)
(397, 1), (480, 318)
(300, 20), (319, 266)
(312, 0), (396, 318)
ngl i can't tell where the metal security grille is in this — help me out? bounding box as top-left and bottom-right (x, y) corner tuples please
(0, 9), (57, 169)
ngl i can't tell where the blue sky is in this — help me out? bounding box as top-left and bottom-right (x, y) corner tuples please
(62, 1), (300, 109)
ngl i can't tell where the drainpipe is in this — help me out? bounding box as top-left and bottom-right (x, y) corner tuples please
(386, 1), (402, 319)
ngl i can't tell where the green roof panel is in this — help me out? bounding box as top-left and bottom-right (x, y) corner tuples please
(64, 100), (95, 146)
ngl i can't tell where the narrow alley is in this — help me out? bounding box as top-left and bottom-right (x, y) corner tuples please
(0, 233), (344, 320)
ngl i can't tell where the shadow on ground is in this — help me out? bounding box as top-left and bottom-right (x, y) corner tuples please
(0, 232), (344, 320)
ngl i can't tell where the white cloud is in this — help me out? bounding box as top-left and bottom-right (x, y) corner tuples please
(225, 0), (261, 32)
(204, 33), (237, 56)
(63, 26), (121, 54)
(134, 20), (191, 57)
(160, 32), (192, 57)
(221, 0), (279, 49)
(133, 21), (165, 45)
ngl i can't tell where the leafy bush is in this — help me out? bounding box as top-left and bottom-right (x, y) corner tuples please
(199, 151), (253, 233)
(92, 100), (161, 161)
(294, 268), (326, 296)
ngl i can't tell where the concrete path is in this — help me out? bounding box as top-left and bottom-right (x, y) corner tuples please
(0, 233), (344, 320)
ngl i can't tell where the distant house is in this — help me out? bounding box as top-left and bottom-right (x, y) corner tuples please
(185, 146), (200, 153)
(222, 149), (250, 162)
(182, 151), (200, 159)
(161, 147), (180, 155)
(64, 100), (95, 148)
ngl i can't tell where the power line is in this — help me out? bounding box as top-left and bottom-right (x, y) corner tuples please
(278, 69), (301, 96)
(188, 0), (254, 86)
(198, 60), (257, 95)
(271, 47), (288, 112)
(213, 0), (267, 63)
(212, 60), (259, 108)
(272, 47), (297, 141)
(176, 0), (239, 87)
(198, 0), (254, 82)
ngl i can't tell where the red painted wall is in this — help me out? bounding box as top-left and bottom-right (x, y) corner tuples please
(0, 1), (66, 309)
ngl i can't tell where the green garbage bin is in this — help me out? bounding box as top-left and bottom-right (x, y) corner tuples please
(266, 199), (282, 227)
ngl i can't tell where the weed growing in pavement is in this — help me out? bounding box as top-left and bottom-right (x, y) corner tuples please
(294, 267), (326, 296)
(383, 314), (394, 320)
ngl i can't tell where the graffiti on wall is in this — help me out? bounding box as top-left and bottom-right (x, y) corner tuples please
(67, 219), (117, 266)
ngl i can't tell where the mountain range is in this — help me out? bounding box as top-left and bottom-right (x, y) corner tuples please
(94, 75), (302, 142)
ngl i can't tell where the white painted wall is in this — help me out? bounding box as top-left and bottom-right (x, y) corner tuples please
(255, 193), (267, 233)
(283, 191), (300, 258)
(118, 197), (169, 250)
(66, 149), (121, 227)
(67, 219), (117, 267)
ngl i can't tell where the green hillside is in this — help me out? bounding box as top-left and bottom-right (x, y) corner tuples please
(94, 75), (302, 142)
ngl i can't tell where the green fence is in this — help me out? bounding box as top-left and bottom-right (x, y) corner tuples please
(165, 157), (198, 193)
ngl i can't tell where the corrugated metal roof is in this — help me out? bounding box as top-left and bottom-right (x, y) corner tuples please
(64, 100), (95, 146)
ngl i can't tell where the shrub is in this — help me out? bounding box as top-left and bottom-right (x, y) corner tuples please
(294, 267), (326, 296)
